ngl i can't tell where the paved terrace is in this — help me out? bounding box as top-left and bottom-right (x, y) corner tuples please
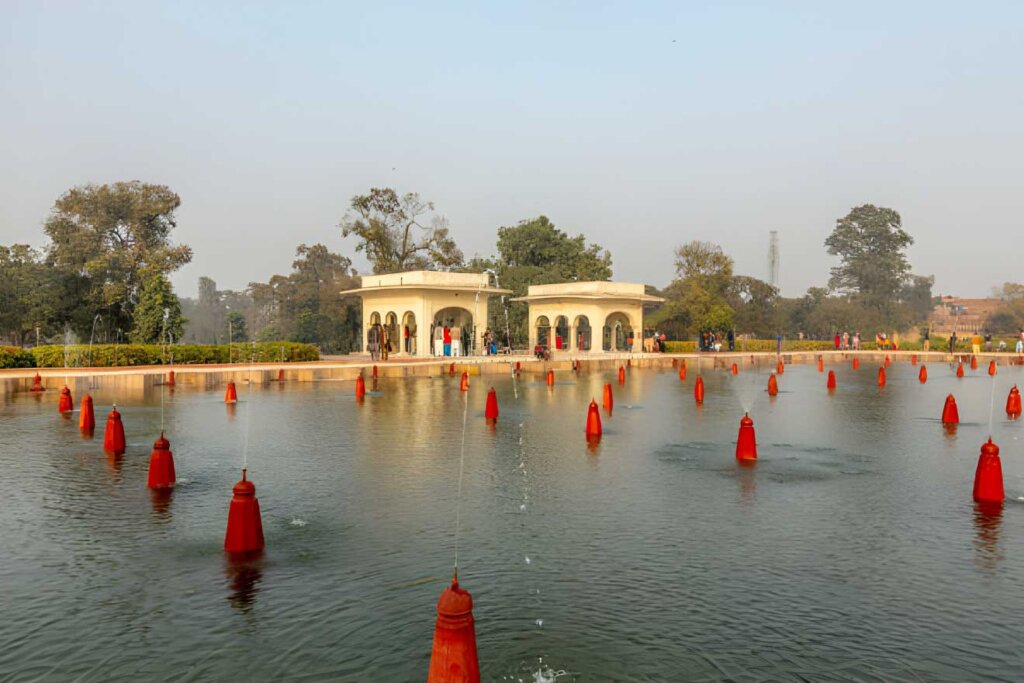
(2, 350), (1019, 394)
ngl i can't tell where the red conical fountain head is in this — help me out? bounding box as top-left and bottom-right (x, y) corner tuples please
(941, 394), (960, 425)
(427, 574), (480, 683)
(767, 374), (778, 396)
(776, 360), (784, 375)
(225, 381), (238, 404)
(731, 363), (738, 375)
(1006, 386), (1021, 418)
(919, 365), (928, 383)
(911, 354), (918, 366)
(956, 363), (964, 378)
(167, 370), (176, 386)
(988, 360), (997, 376)
(372, 364), (378, 379)
(694, 376), (705, 404)
(877, 366), (887, 387)
(146, 431), (176, 489)
(618, 366), (626, 385)
(678, 364), (687, 381)
(224, 469), (265, 554)
(277, 368), (285, 382)
(884, 355), (891, 368)
(973, 439), (1004, 505)
(103, 406), (126, 455)
(736, 413), (757, 461)
(58, 385), (74, 414)
(355, 374), (366, 398)
(585, 399), (602, 440)
(449, 363), (456, 377)
(970, 355), (978, 370)
(602, 382), (614, 413)
(817, 357), (824, 372)
(32, 372), (45, 392)
(484, 387), (499, 423)
(852, 357), (860, 370)
(79, 393), (95, 432)
(826, 370), (836, 390)
(460, 372), (469, 392)
(546, 370), (555, 386)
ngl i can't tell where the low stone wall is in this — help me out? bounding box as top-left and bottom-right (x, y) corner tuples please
(1, 350), (1019, 396)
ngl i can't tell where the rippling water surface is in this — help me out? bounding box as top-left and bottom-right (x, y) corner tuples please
(1, 360), (1023, 681)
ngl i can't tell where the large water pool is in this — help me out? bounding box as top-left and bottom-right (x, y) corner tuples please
(1, 359), (1022, 681)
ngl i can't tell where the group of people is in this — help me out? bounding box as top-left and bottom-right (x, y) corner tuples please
(830, 331), (864, 350)
(698, 329), (735, 352)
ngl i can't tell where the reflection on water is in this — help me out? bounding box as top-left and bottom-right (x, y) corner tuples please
(225, 554), (264, 612)
(972, 502), (1004, 571)
(0, 362), (1022, 680)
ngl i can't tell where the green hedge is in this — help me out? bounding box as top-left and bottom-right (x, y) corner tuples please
(30, 342), (319, 368)
(0, 346), (35, 369)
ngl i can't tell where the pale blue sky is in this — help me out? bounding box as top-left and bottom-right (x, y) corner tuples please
(2, 1), (1022, 298)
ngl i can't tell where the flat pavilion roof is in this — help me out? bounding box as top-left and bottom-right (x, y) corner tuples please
(512, 280), (664, 303)
(340, 269), (511, 296)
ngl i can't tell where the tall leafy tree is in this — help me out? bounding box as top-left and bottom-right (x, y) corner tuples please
(44, 181), (192, 336)
(0, 244), (56, 345)
(824, 204), (913, 307)
(130, 271), (185, 343)
(650, 240), (736, 338)
(477, 216), (612, 344)
(340, 188), (462, 273)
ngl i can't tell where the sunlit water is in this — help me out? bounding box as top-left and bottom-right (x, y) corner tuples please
(1, 360), (1022, 681)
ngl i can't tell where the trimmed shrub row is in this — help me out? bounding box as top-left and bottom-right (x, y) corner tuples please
(0, 346), (36, 369)
(28, 342), (320, 368)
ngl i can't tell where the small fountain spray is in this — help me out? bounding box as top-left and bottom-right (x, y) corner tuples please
(428, 362), (480, 681)
(224, 341), (264, 554)
(148, 309), (177, 490)
(973, 372), (1004, 506)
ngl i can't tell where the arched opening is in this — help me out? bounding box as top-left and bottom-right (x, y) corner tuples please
(369, 311), (381, 326)
(535, 315), (551, 350)
(553, 316), (569, 351)
(574, 315), (592, 351)
(603, 312), (634, 352)
(401, 311), (417, 355)
(433, 307), (474, 357)
(384, 312), (399, 358)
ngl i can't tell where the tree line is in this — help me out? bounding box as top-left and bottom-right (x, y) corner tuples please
(3, 181), (977, 351)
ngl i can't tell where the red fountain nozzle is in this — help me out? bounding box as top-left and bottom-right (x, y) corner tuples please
(427, 574), (480, 683)
(103, 405), (126, 455)
(224, 468), (265, 554)
(585, 399), (602, 442)
(484, 387), (498, 424)
(225, 381), (238, 404)
(58, 385), (74, 414)
(735, 413), (757, 461)
(973, 439), (1004, 505)
(941, 394), (960, 425)
(146, 431), (176, 489)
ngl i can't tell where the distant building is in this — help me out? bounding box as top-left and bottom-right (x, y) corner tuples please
(513, 281), (664, 353)
(928, 296), (1002, 334)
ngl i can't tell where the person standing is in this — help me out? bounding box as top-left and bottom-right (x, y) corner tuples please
(367, 324), (381, 361)
(776, 332), (783, 356)
(922, 327), (930, 352)
(727, 329), (735, 352)
(984, 330), (992, 352)
(451, 323), (462, 357)
(433, 324), (444, 356)
(443, 324), (452, 357)
(833, 332), (840, 350)
(1017, 329), (1024, 354)
(971, 331), (982, 355)
(949, 331), (957, 354)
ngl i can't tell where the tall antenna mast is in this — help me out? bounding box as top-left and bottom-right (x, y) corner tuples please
(768, 230), (780, 289)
